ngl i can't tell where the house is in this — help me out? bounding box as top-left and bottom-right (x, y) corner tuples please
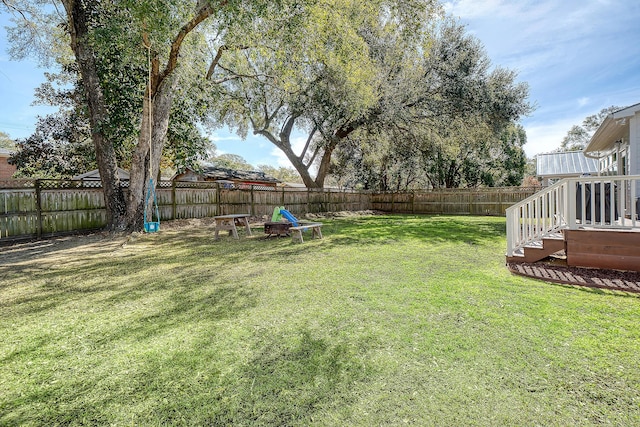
(583, 102), (640, 178)
(0, 148), (17, 180)
(73, 168), (131, 181)
(536, 151), (599, 186)
(506, 103), (640, 273)
(173, 166), (280, 188)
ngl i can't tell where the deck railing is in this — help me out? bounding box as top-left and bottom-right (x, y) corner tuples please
(506, 175), (640, 257)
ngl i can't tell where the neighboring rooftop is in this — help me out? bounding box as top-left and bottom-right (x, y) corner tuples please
(174, 166), (281, 185)
(72, 168), (131, 181)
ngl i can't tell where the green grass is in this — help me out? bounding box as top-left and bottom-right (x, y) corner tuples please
(1, 215), (639, 426)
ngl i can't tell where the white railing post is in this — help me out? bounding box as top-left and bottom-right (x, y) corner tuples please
(566, 179), (577, 229)
(632, 179), (637, 227)
(506, 207), (515, 257)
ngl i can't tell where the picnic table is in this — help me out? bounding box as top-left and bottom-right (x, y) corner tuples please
(214, 214), (253, 240)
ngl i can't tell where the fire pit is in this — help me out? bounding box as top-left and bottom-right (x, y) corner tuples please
(264, 221), (292, 237)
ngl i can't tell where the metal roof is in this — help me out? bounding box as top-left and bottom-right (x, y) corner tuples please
(536, 151), (599, 177)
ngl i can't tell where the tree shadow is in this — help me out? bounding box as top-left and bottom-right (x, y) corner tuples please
(206, 327), (373, 425)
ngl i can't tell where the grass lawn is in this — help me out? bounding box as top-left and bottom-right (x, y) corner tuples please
(1, 214), (639, 426)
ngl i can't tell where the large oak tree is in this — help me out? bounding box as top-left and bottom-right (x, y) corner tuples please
(3, 0), (279, 230)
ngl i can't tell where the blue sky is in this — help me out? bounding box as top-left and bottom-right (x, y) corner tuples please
(2, 0), (640, 167)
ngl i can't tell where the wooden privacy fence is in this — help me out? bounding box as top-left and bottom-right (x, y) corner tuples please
(0, 179), (538, 243)
(372, 187), (539, 216)
(0, 180), (370, 242)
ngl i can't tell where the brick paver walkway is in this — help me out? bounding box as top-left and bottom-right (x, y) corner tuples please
(508, 262), (640, 294)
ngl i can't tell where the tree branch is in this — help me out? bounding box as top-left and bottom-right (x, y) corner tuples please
(1, 0), (28, 20)
(206, 45), (226, 79)
(300, 126), (317, 163)
(157, 2), (221, 88)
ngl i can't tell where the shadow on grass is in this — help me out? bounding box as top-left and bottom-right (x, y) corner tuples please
(1, 215), (504, 320)
(206, 327), (373, 425)
(1, 261), (262, 424)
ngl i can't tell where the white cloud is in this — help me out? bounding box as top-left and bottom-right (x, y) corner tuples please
(522, 116), (583, 157)
(271, 148), (291, 168)
(208, 133), (242, 143)
(444, 0), (516, 19)
(444, 0), (559, 23)
(271, 136), (308, 168)
(577, 97), (590, 108)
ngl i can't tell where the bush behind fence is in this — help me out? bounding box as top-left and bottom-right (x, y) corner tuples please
(0, 179), (538, 242)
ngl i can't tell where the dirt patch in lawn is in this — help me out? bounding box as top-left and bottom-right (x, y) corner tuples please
(0, 211), (384, 267)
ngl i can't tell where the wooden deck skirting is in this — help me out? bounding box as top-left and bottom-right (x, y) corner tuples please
(565, 229), (640, 273)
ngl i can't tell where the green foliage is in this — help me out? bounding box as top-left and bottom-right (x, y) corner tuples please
(330, 19), (531, 190)
(0, 131), (16, 149)
(1, 215), (639, 425)
(558, 105), (621, 152)
(210, 153), (254, 170)
(257, 164), (303, 183)
(10, 113), (96, 179)
(212, 0), (442, 187)
(3, 0), (72, 68)
(5, 0), (220, 180)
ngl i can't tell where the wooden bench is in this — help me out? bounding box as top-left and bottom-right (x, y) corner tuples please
(289, 222), (323, 243)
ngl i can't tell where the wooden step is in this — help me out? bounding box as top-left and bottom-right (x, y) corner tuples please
(507, 235), (565, 263)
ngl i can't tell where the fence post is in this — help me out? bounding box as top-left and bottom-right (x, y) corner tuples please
(172, 181), (177, 220)
(250, 185), (255, 215)
(215, 182), (221, 215)
(470, 191), (474, 215)
(411, 190), (415, 214)
(35, 179), (42, 238)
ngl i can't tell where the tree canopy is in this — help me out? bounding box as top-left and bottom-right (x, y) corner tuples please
(557, 106), (621, 152)
(212, 10), (531, 189)
(4, 0), (281, 229)
(3, 0), (533, 232)
(0, 131), (16, 149)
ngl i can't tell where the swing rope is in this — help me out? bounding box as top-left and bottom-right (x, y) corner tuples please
(143, 39), (160, 232)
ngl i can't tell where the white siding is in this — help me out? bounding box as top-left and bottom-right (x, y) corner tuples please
(632, 112), (640, 198)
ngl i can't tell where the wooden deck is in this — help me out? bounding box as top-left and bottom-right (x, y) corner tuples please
(506, 175), (640, 274)
(508, 228), (640, 273)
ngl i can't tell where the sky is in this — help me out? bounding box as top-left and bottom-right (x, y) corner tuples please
(2, 0), (640, 168)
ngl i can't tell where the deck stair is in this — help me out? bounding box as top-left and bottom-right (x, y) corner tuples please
(506, 232), (565, 263)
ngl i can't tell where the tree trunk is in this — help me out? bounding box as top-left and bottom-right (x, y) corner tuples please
(126, 78), (176, 230)
(63, 0), (126, 231)
(313, 141), (338, 188)
(124, 4), (214, 230)
(257, 130), (322, 189)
